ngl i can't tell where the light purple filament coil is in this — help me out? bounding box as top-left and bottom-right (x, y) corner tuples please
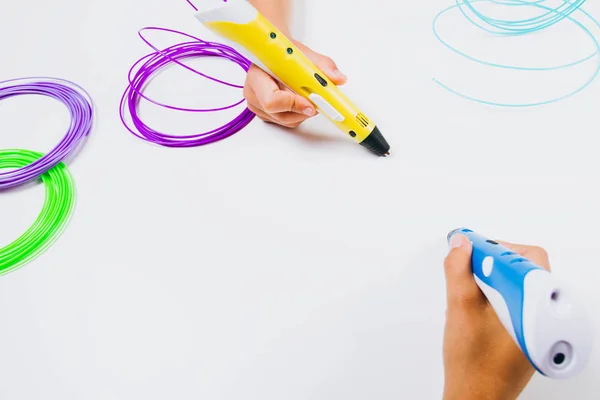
(119, 27), (256, 148)
(0, 77), (93, 190)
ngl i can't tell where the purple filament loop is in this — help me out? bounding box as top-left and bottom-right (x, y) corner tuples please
(186, 0), (198, 11)
(0, 77), (93, 190)
(119, 27), (256, 148)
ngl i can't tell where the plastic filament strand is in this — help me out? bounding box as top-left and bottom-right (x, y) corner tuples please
(0, 77), (93, 189)
(186, 0), (198, 12)
(0, 149), (76, 276)
(432, 0), (600, 107)
(119, 27), (256, 147)
(460, 0), (587, 35)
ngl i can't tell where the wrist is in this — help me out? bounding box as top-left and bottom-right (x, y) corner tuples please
(444, 391), (516, 400)
(249, 0), (292, 37)
(277, 22), (294, 39)
(443, 381), (520, 400)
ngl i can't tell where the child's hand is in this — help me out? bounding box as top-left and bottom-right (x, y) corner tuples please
(442, 235), (551, 400)
(243, 42), (347, 128)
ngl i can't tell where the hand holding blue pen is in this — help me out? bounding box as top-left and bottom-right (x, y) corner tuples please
(447, 229), (593, 380)
(442, 236), (548, 400)
(443, 232), (593, 399)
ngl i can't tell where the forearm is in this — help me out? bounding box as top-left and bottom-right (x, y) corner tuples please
(444, 375), (525, 400)
(249, 0), (292, 36)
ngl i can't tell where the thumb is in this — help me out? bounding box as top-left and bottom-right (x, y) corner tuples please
(304, 50), (346, 85)
(296, 42), (347, 85)
(443, 234), (485, 308)
(315, 54), (347, 85)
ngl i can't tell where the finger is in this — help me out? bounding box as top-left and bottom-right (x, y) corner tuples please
(246, 65), (282, 112)
(444, 234), (486, 308)
(245, 64), (279, 98)
(248, 104), (274, 122)
(294, 42), (347, 86)
(248, 66), (315, 116)
(270, 111), (310, 128)
(497, 241), (551, 271)
(249, 95), (310, 127)
(246, 84), (296, 125)
(262, 90), (315, 116)
(245, 90), (263, 116)
(313, 54), (347, 85)
(279, 86), (318, 117)
(244, 70), (273, 118)
(249, 104), (307, 128)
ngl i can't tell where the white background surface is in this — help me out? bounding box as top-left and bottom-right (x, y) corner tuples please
(1, 0), (600, 398)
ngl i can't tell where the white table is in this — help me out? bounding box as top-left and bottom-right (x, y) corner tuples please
(1, 0), (599, 398)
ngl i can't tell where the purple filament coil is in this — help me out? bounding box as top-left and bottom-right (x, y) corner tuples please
(119, 27), (256, 148)
(0, 77), (93, 190)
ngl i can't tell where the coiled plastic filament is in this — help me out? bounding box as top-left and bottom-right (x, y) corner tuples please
(0, 149), (75, 275)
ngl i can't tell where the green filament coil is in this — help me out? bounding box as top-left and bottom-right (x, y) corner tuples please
(0, 149), (76, 275)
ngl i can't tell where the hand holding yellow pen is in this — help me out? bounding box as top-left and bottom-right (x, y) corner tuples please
(244, 42), (347, 129)
(196, 0), (391, 157)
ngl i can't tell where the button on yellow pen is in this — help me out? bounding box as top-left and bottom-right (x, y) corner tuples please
(196, 0), (391, 156)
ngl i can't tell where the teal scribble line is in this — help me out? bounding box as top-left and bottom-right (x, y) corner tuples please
(432, 0), (600, 107)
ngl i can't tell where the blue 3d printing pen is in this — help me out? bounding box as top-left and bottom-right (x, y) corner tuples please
(448, 228), (593, 379)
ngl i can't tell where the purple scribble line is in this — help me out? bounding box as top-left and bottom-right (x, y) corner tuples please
(186, 0), (198, 11)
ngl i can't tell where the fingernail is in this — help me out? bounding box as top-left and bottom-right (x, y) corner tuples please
(303, 108), (316, 116)
(450, 234), (467, 249)
(334, 69), (346, 79)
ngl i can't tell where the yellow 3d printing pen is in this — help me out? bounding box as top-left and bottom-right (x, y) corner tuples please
(195, 0), (391, 157)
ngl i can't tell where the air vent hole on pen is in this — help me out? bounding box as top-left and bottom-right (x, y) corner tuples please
(501, 251), (516, 256)
(510, 258), (527, 264)
(549, 342), (572, 370)
(356, 113), (369, 128)
(551, 290), (560, 301)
